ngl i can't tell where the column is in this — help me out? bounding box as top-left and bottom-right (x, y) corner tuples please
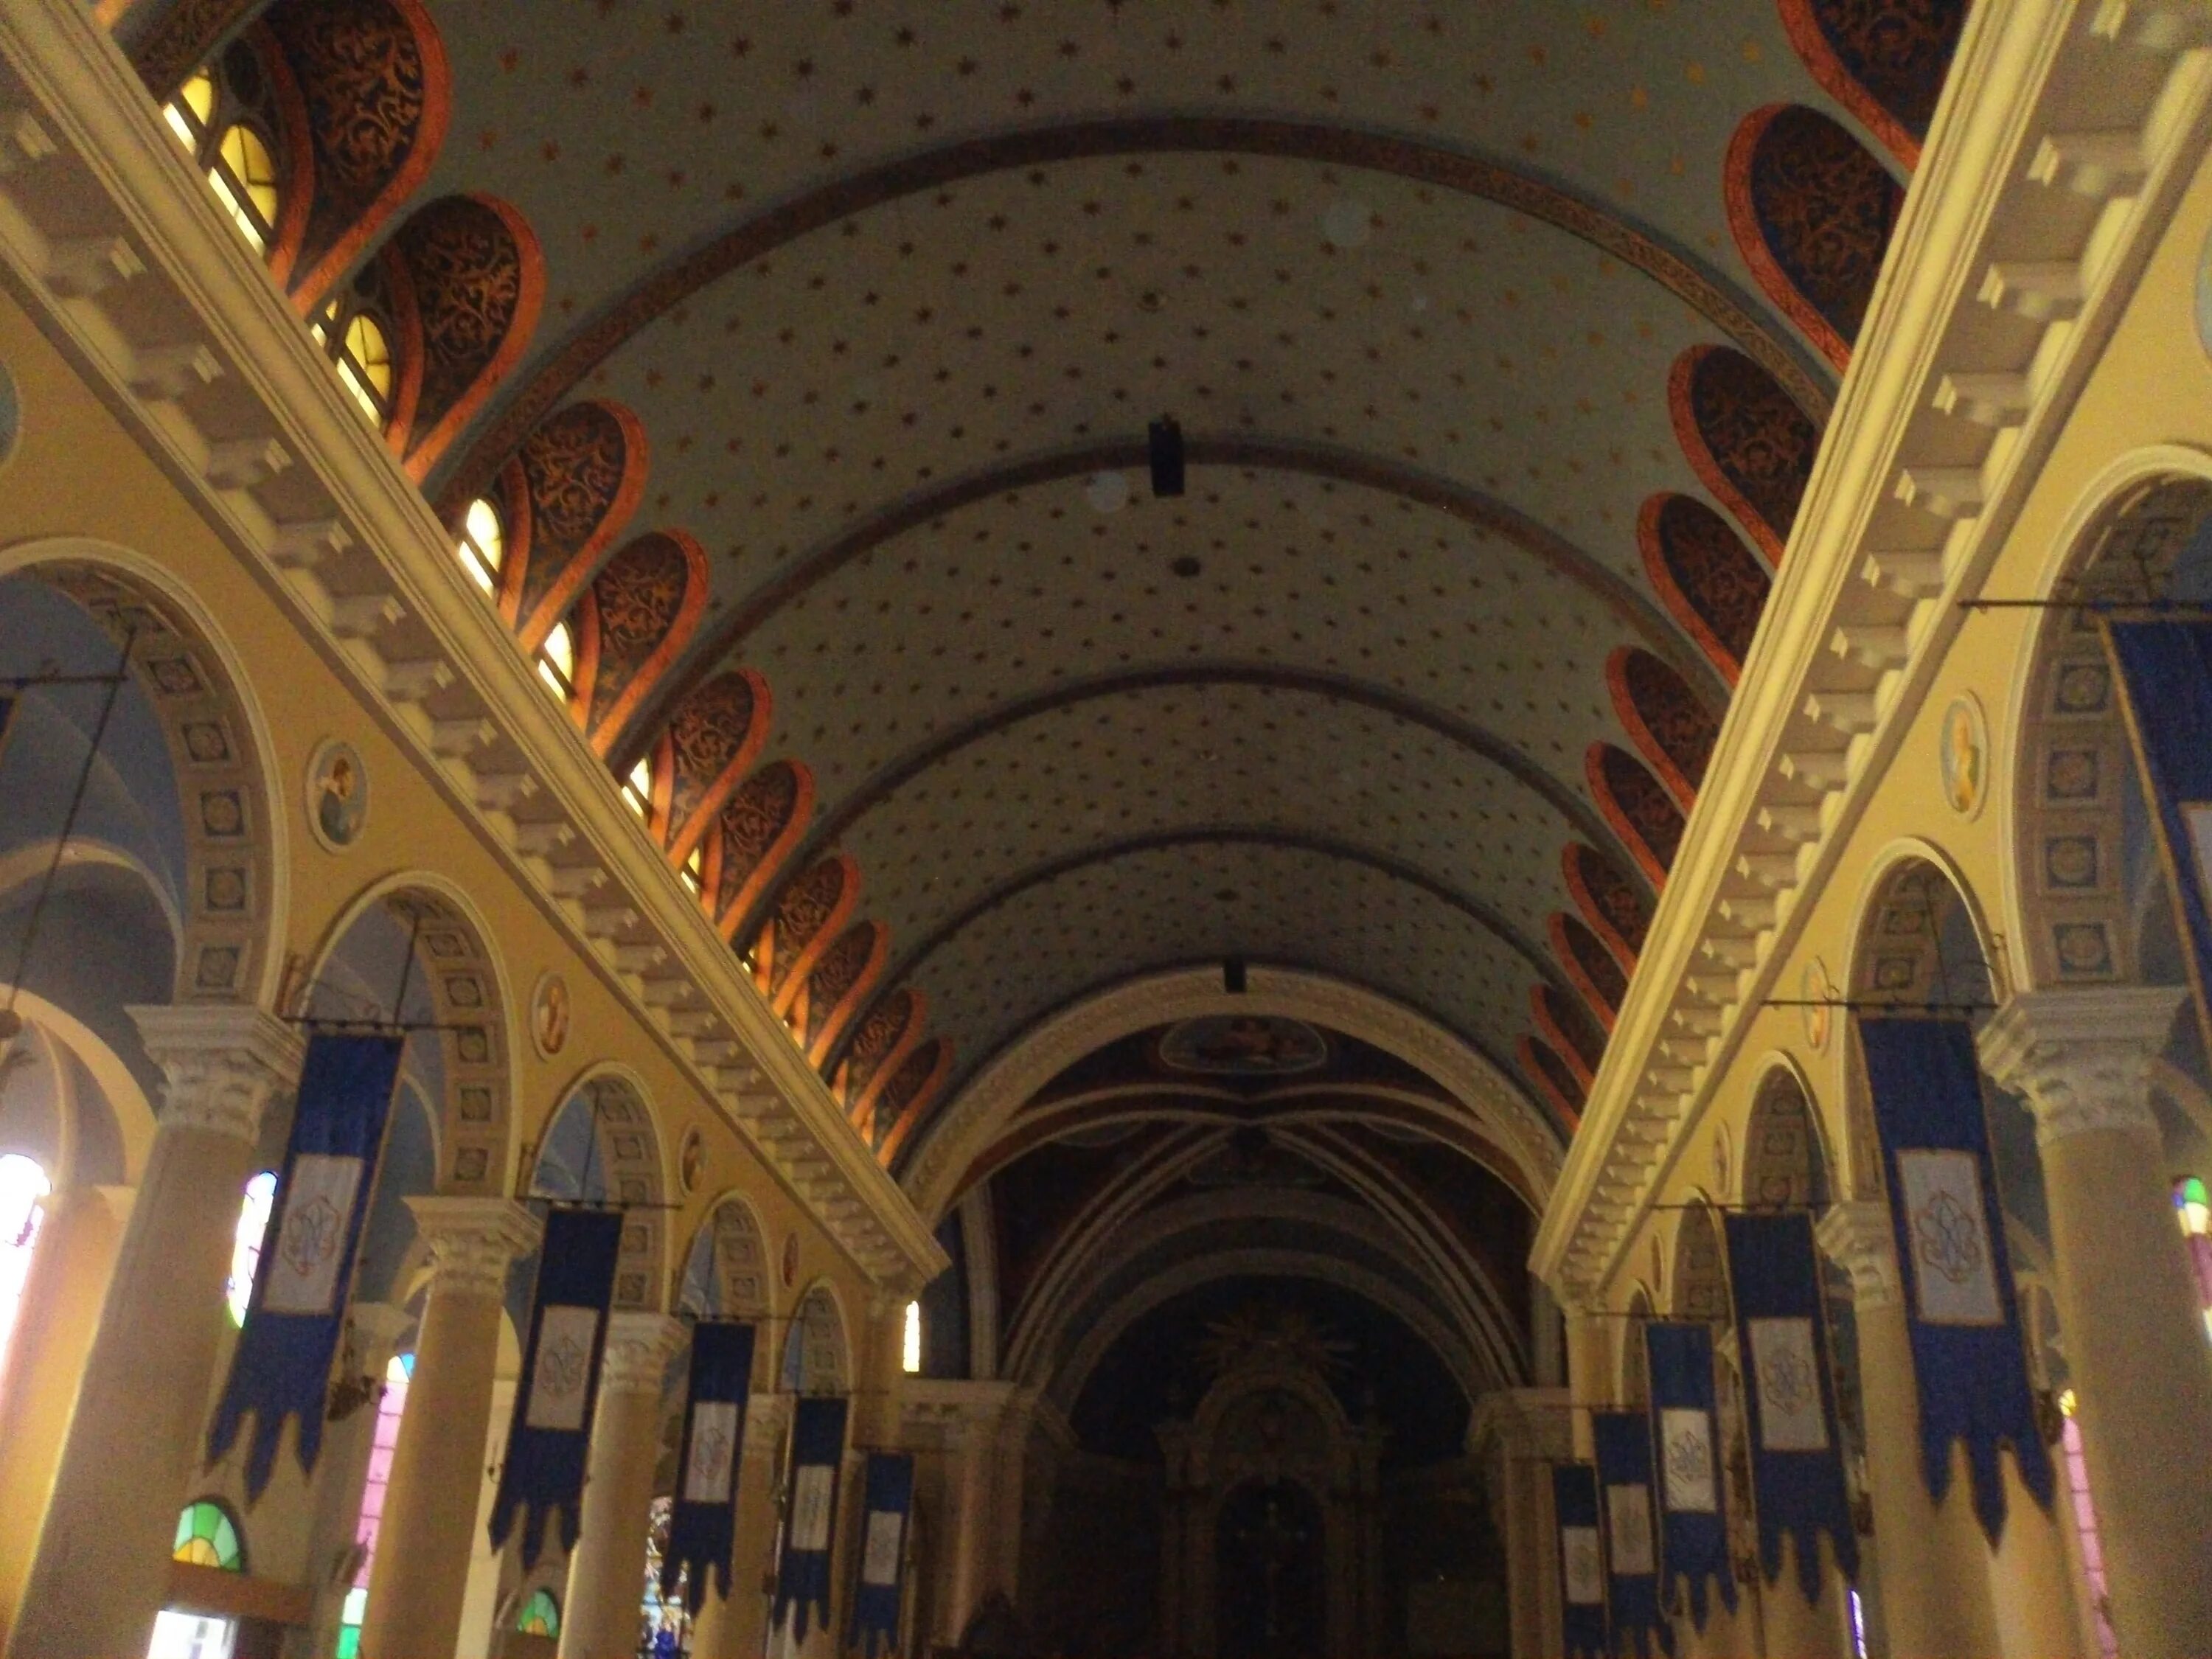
(560, 1310), (684, 1659)
(1468, 1387), (1568, 1659)
(1818, 1201), (2001, 1658)
(10, 1005), (302, 1659)
(0, 1180), (131, 1649)
(289, 1301), (414, 1659)
(692, 1391), (790, 1659)
(1981, 987), (2212, 1659)
(361, 1196), (541, 1659)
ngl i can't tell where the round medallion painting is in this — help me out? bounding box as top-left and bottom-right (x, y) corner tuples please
(305, 740), (367, 851)
(1802, 958), (1834, 1053)
(530, 972), (571, 1060)
(1938, 694), (1989, 819)
(1158, 1015), (1328, 1076)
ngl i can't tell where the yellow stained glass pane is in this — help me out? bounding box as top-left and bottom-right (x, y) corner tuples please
(538, 621), (576, 698)
(458, 498), (505, 592)
(218, 123), (279, 232)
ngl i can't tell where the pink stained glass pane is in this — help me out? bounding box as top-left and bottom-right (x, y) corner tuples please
(2062, 1418), (2117, 1658)
(352, 1360), (411, 1585)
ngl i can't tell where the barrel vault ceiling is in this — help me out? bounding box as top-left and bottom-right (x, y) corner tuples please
(119, 0), (1961, 1185)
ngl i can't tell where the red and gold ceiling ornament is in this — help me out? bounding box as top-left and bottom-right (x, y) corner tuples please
(1607, 648), (1722, 814)
(1775, 0), (1969, 170)
(799, 920), (890, 1069)
(759, 855), (862, 1017)
(1725, 104), (1905, 374)
(1560, 844), (1649, 976)
(874, 1038), (956, 1168)
(1517, 1036), (1585, 1133)
(712, 761), (815, 945)
(1587, 742), (1686, 888)
(1637, 493), (1773, 687)
(655, 668), (773, 866)
(498, 400), (650, 653)
(1551, 912), (1629, 1034)
(1668, 344), (1822, 566)
(574, 531), (709, 757)
(1530, 986), (1604, 1091)
(837, 987), (929, 1133)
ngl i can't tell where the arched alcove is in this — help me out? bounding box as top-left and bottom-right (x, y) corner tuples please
(1668, 345), (1822, 564)
(1638, 493), (1774, 684)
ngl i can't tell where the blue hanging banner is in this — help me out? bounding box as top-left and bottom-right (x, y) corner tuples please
(662, 1320), (757, 1611)
(490, 1206), (623, 1568)
(1721, 1211), (1858, 1604)
(1593, 1411), (1674, 1658)
(2109, 620), (2212, 1048)
(206, 1031), (403, 1500)
(1552, 1461), (1610, 1659)
(773, 1394), (849, 1641)
(1643, 1321), (1736, 1631)
(847, 1450), (916, 1658)
(1858, 1016), (2056, 1541)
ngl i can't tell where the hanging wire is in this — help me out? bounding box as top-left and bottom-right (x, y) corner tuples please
(2, 627), (137, 1035)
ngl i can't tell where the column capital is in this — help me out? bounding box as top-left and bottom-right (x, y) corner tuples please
(128, 1004), (304, 1142)
(405, 1195), (540, 1296)
(1815, 1200), (1900, 1308)
(1977, 986), (2187, 1146)
(600, 1310), (686, 1397)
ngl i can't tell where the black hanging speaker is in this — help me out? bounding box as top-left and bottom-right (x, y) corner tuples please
(1223, 956), (1248, 995)
(1149, 417), (1186, 498)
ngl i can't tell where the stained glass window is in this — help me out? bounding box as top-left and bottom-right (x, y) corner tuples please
(0, 1152), (52, 1383)
(902, 1298), (922, 1374)
(171, 1500), (244, 1571)
(310, 298), (394, 430)
(225, 1172), (277, 1327)
(456, 498), (504, 596)
(2176, 1176), (2212, 1341)
(538, 620), (577, 703)
(640, 1495), (689, 1656)
(516, 1589), (560, 1636)
(335, 1353), (413, 1659)
(620, 754), (653, 818)
(160, 58), (279, 254)
(2058, 1391), (2118, 1658)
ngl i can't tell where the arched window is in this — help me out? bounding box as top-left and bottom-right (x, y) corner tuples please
(536, 619), (577, 703)
(620, 754), (653, 820)
(172, 1499), (244, 1570)
(903, 1298), (923, 1374)
(335, 1353), (414, 1659)
(0, 1153), (52, 1385)
(153, 1500), (246, 1659)
(516, 1589), (560, 1637)
(2176, 1175), (2212, 1340)
(310, 282), (397, 431)
(225, 1170), (277, 1328)
(455, 497), (504, 597)
(160, 49), (282, 256)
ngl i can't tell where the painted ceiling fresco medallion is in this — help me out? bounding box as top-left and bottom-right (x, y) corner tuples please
(529, 970), (569, 1060)
(1938, 694), (1989, 820)
(305, 738), (367, 852)
(1803, 957), (1834, 1053)
(1158, 1015), (1329, 1077)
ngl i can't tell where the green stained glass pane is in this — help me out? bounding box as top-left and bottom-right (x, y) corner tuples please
(335, 1627), (361, 1659)
(517, 1588), (560, 1635)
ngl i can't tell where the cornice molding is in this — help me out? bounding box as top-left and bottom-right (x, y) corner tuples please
(1531, 0), (2212, 1301)
(0, 0), (943, 1289)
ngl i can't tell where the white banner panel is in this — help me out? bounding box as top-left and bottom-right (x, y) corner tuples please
(1562, 1526), (1605, 1605)
(790, 1464), (835, 1551)
(1898, 1148), (2004, 1326)
(861, 1509), (905, 1587)
(1605, 1483), (1656, 1575)
(1747, 1317), (1829, 1453)
(683, 1401), (740, 1503)
(1659, 1407), (1718, 1514)
(260, 1153), (364, 1315)
(524, 1304), (601, 1432)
